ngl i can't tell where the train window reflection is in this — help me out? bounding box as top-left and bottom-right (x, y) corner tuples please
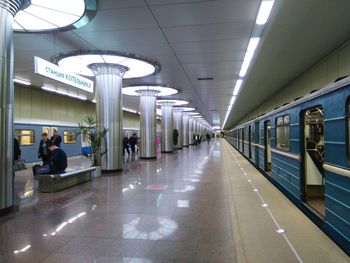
(276, 115), (290, 151)
(15, 129), (35, 145)
(64, 130), (77, 143)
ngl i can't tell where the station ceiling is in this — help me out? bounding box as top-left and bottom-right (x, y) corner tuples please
(13, 0), (350, 128)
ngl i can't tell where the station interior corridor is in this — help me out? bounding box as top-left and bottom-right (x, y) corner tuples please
(0, 139), (348, 263)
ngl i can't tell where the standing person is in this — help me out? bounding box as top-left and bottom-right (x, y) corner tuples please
(123, 135), (130, 156)
(13, 137), (21, 163)
(129, 133), (138, 154)
(206, 133), (211, 144)
(136, 137), (141, 154)
(38, 133), (51, 165)
(50, 128), (62, 147)
(173, 129), (179, 148)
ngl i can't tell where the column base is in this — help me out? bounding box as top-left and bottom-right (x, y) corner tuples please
(140, 156), (157, 160)
(161, 151), (173, 153)
(0, 205), (14, 216)
(102, 168), (123, 174)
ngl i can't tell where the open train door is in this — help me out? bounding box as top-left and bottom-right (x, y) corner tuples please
(301, 107), (325, 218)
(264, 120), (272, 174)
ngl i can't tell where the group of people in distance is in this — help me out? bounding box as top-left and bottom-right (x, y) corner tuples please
(123, 133), (140, 156)
(193, 132), (211, 146)
(34, 129), (67, 175)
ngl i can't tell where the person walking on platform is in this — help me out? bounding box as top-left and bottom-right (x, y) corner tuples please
(206, 132), (211, 144)
(38, 132), (51, 165)
(194, 134), (199, 146)
(123, 134), (130, 156)
(50, 128), (62, 147)
(129, 133), (137, 154)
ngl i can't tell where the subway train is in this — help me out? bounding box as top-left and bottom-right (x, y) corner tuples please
(225, 77), (350, 255)
(14, 120), (140, 163)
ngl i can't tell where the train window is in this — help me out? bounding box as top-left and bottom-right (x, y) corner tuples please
(15, 129), (35, 145)
(64, 130), (77, 143)
(347, 99), (350, 162)
(276, 115), (290, 151)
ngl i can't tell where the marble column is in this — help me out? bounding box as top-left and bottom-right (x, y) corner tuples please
(138, 90), (158, 159)
(89, 63), (127, 172)
(0, 0), (30, 215)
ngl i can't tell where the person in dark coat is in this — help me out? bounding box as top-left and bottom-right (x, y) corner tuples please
(173, 129), (179, 147)
(129, 133), (138, 154)
(48, 143), (67, 174)
(13, 137), (21, 162)
(123, 135), (130, 156)
(38, 132), (51, 165)
(206, 133), (211, 144)
(50, 128), (62, 147)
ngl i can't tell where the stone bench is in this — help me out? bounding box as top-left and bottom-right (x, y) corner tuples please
(38, 167), (96, 193)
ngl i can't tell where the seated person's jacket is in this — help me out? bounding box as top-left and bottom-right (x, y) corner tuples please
(49, 148), (67, 173)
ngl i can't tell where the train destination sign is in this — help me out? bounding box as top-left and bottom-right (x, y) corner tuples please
(34, 56), (93, 93)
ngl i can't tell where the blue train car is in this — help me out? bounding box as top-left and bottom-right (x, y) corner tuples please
(14, 120), (142, 163)
(225, 77), (350, 256)
(14, 121), (82, 163)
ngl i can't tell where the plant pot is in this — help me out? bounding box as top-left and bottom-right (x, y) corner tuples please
(92, 166), (101, 178)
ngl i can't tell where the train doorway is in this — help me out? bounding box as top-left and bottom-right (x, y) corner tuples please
(301, 107), (325, 217)
(264, 120), (272, 174)
(248, 125), (252, 159)
(241, 128), (244, 153)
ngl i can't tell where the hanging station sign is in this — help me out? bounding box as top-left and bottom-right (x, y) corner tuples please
(34, 56), (93, 93)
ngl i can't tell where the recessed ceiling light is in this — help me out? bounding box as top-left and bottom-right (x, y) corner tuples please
(55, 52), (159, 79)
(13, 0), (97, 32)
(123, 86), (178, 96)
(157, 99), (189, 106)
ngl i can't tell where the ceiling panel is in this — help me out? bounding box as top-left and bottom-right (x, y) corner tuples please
(163, 22), (252, 43)
(14, 34), (55, 51)
(98, 0), (146, 9)
(76, 28), (167, 47)
(150, 0), (259, 27)
(172, 38), (248, 54)
(147, 0), (219, 5)
(77, 7), (157, 32)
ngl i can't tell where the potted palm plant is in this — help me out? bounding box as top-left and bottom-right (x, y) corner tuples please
(78, 115), (108, 177)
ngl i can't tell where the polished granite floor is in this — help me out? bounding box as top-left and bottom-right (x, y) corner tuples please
(1, 140), (235, 263)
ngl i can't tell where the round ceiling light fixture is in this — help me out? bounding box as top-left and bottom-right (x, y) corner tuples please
(157, 99), (189, 106)
(173, 107), (196, 112)
(54, 51), (160, 79)
(123, 85), (177, 96)
(13, 0), (97, 32)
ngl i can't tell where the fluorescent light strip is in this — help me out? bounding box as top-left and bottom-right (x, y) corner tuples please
(229, 96), (236, 105)
(247, 37), (260, 52)
(41, 86), (87, 101)
(122, 107), (138, 114)
(233, 79), (243, 96)
(256, 0), (275, 25)
(41, 86), (56, 92)
(14, 78), (31, 86)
